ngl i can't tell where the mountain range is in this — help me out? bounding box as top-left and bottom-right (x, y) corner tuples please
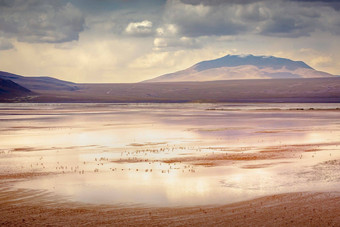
(144, 54), (334, 82)
(0, 54), (339, 103)
(0, 71), (79, 91)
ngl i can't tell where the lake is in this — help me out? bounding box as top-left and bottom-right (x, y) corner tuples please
(0, 103), (339, 206)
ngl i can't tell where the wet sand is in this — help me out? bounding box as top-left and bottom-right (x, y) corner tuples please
(0, 103), (340, 225)
(1, 181), (339, 226)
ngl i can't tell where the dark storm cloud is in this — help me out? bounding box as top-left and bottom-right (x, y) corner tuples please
(163, 0), (340, 39)
(180, 0), (263, 5)
(257, 2), (323, 38)
(259, 16), (315, 38)
(1, 0), (339, 46)
(191, 0), (340, 10)
(181, 0), (340, 8)
(290, 0), (340, 10)
(171, 15), (248, 37)
(0, 0), (85, 43)
(162, 1), (250, 38)
(71, 0), (167, 12)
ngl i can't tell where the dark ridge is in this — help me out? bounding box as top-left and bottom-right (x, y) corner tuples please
(0, 78), (33, 100)
(0, 71), (79, 92)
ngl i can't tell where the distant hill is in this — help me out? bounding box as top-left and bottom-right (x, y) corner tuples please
(0, 77), (33, 100)
(0, 70), (339, 103)
(143, 54), (335, 82)
(0, 71), (79, 91)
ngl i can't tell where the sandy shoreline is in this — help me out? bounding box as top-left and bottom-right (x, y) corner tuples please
(1, 170), (339, 226)
(1, 173), (339, 226)
(1, 183), (339, 226)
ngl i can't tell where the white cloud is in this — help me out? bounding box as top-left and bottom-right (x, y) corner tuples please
(125, 20), (153, 36)
(156, 24), (178, 37)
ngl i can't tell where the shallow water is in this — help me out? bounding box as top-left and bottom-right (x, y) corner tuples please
(0, 103), (340, 206)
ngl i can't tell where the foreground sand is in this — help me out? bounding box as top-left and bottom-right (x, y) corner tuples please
(1, 176), (339, 227)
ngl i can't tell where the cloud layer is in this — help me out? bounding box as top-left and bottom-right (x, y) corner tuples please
(0, 0), (84, 43)
(161, 0), (340, 39)
(1, 0), (339, 44)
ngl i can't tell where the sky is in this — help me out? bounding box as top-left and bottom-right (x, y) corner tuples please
(0, 0), (339, 83)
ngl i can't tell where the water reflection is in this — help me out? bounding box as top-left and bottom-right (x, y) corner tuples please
(0, 103), (339, 206)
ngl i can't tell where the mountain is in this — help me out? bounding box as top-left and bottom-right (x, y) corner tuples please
(0, 71), (79, 92)
(0, 70), (339, 103)
(0, 77), (33, 101)
(143, 54), (335, 82)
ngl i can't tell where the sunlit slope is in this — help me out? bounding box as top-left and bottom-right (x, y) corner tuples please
(144, 55), (334, 82)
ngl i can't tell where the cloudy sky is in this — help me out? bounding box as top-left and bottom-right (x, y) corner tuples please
(0, 0), (339, 83)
